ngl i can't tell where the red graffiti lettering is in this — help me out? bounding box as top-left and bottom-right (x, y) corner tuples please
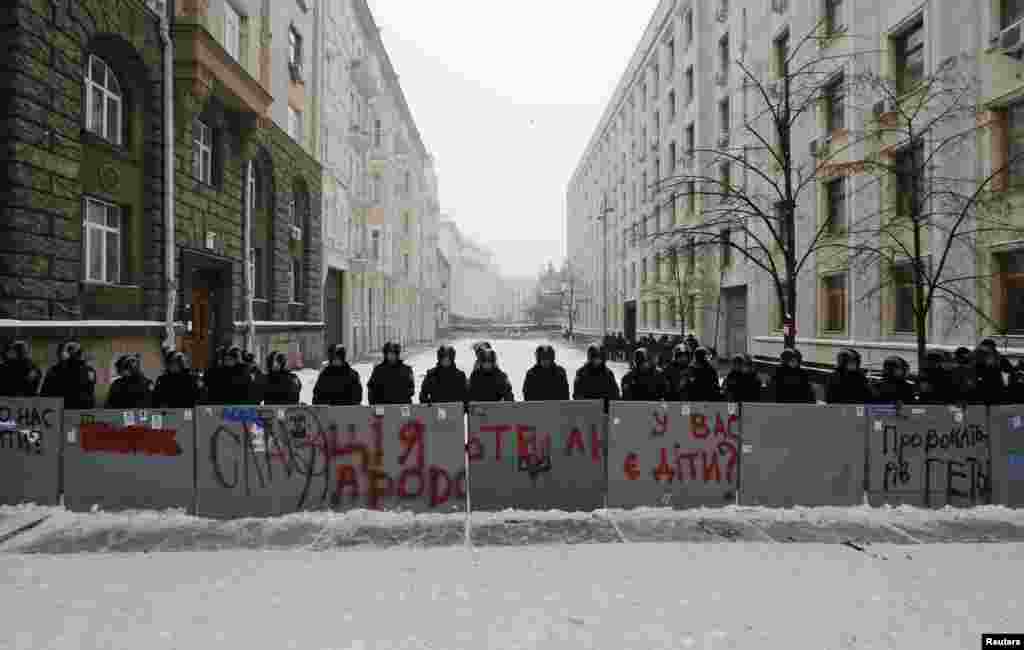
(516, 424), (538, 458)
(713, 413), (739, 439)
(624, 452), (641, 480)
(466, 434), (484, 461)
(397, 466), (425, 499)
(719, 441), (738, 483)
(370, 415), (384, 467)
(398, 419), (425, 468)
(566, 427), (586, 456)
(479, 424), (511, 462)
(591, 425), (603, 463)
(368, 469), (393, 510)
(675, 449), (700, 481)
(653, 448), (675, 483)
(703, 450), (722, 482)
(691, 414), (709, 439)
(652, 412), (669, 437)
(335, 464), (361, 500)
(80, 423), (181, 457)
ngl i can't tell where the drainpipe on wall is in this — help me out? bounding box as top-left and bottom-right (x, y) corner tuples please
(244, 160), (255, 352)
(160, 0), (177, 350)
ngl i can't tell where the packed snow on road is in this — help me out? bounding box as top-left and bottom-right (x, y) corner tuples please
(298, 336), (628, 405)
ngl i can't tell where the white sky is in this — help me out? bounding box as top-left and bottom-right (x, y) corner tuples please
(367, 0), (660, 279)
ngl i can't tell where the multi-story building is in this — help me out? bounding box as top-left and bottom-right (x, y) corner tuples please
(568, 0), (1024, 369)
(318, 0), (441, 359)
(438, 219), (505, 321)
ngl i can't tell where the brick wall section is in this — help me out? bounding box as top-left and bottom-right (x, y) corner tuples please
(0, 0), (166, 322)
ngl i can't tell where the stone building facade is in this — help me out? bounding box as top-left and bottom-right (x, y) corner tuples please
(1, 0), (171, 394)
(0, 0), (325, 401)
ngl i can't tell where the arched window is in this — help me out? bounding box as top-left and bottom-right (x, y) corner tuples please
(85, 55), (123, 145)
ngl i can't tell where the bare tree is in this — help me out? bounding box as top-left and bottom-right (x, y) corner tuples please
(650, 20), (878, 349)
(837, 54), (1024, 368)
(641, 238), (717, 338)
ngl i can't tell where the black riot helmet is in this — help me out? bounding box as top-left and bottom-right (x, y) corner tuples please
(633, 347), (650, 369)
(437, 345), (455, 365)
(330, 344), (347, 364)
(535, 345), (555, 364)
(883, 355), (907, 379)
(587, 345), (605, 365)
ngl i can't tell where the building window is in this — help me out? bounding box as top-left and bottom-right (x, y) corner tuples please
(776, 201), (791, 248)
(631, 262), (637, 290)
(687, 237), (696, 273)
(685, 10), (694, 46)
(669, 90), (676, 121)
(84, 197), (121, 284)
(825, 177), (846, 233)
(895, 140), (924, 217)
(642, 172), (648, 202)
(85, 55), (122, 145)
(719, 98), (730, 135)
(821, 273), (847, 332)
(719, 161), (732, 194)
(668, 142), (677, 173)
(895, 18), (924, 93)
(996, 249), (1024, 334)
(686, 67), (694, 104)
(224, 2), (241, 60)
(719, 34), (730, 79)
(720, 229), (732, 267)
(374, 119), (383, 147)
(891, 262), (916, 332)
(667, 38), (675, 71)
(1008, 102), (1024, 184)
(687, 181), (696, 212)
(642, 258), (648, 285)
(290, 258), (302, 302)
(288, 106), (303, 141)
(253, 248), (265, 299)
(371, 229), (381, 260)
(403, 254), (410, 276)
(192, 120), (212, 184)
(642, 84), (647, 111)
(826, 75), (845, 133)
(1003, 0), (1024, 27)
(825, 0), (845, 36)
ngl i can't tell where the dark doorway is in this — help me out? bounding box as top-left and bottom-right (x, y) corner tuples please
(624, 300), (637, 343)
(181, 250), (233, 370)
(722, 285), (748, 358)
(325, 269), (345, 348)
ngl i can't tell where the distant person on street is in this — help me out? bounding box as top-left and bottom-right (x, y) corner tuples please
(768, 348), (815, 404)
(313, 344), (363, 406)
(0, 340), (42, 397)
(870, 356), (915, 406)
(260, 351), (302, 405)
(153, 351), (201, 408)
(621, 348), (668, 401)
(573, 345), (620, 410)
(419, 345), (468, 405)
(468, 347), (514, 402)
(106, 353), (154, 409)
(40, 340), (96, 409)
(367, 342), (415, 406)
(522, 344), (570, 401)
(825, 348), (872, 404)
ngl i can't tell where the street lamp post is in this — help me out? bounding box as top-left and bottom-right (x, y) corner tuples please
(595, 197), (614, 336)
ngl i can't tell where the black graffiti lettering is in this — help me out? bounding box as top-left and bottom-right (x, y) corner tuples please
(210, 426), (240, 489)
(0, 429), (43, 455)
(0, 407), (55, 429)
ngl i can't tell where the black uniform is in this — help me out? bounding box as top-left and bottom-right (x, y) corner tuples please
(0, 340), (42, 397)
(468, 348), (514, 402)
(621, 348), (669, 401)
(768, 348), (816, 404)
(39, 341), (96, 409)
(419, 345), (468, 404)
(106, 355), (154, 409)
(573, 345), (620, 408)
(1010, 362), (1024, 404)
(974, 347), (1009, 405)
(205, 347), (257, 404)
(871, 356), (916, 405)
(825, 349), (873, 404)
(522, 345), (570, 401)
(723, 354), (762, 403)
(260, 352), (302, 405)
(687, 348), (721, 402)
(313, 345), (363, 406)
(662, 346), (691, 401)
(367, 342), (415, 406)
(153, 352), (201, 408)
(915, 350), (954, 405)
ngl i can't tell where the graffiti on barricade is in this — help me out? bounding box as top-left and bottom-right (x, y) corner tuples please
(467, 422), (604, 481)
(209, 406), (332, 509)
(0, 405), (56, 456)
(332, 414), (466, 510)
(877, 420), (991, 505)
(623, 409), (739, 485)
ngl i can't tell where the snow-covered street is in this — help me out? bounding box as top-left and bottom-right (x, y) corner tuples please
(3, 539), (1021, 649)
(298, 336), (628, 404)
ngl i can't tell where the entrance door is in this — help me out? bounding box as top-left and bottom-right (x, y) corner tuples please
(189, 287), (212, 370)
(624, 300), (637, 343)
(723, 286), (748, 358)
